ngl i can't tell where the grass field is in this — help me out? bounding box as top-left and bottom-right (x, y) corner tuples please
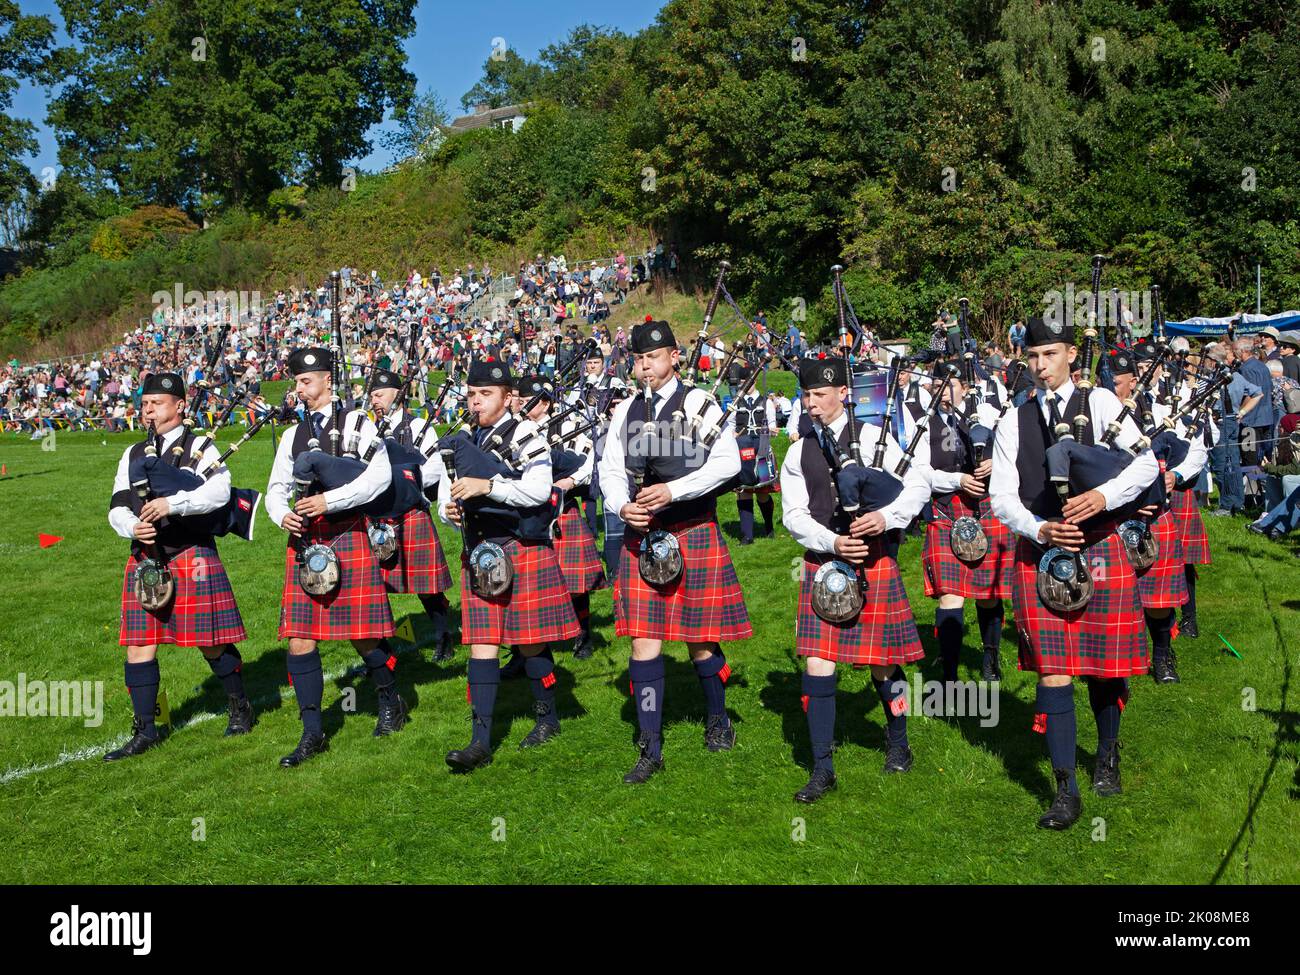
(0, 425), (1297, 884)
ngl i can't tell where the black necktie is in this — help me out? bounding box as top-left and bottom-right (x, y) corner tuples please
(1047, 393), (1063, 432)
(310, 411), (325, 441)
(473, 424), (488, 447)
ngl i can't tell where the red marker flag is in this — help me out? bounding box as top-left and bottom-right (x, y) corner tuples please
(38, 534), (63, 548)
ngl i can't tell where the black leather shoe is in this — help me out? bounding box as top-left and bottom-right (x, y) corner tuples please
(572, 630), (595, 660)
(373, 692), (408, 737)
(500, 650), (527, 680)
(104, 718), (162, 761)
(704, 714), (736, 752)
(737, 537), (753, 545)
(445, 740), (493, 772)
(432, 631), (455, 663)
(223, 695), (254, 737)
(279, 730), (327, 768)
(981, 648), (1003, 682)
(883, 743), (913, 773)
(794, 768), (837, 803)
(1093, 742), (1122, 796)
(519, 701), (561, 749)
(1037, 769), (1082, 829)
(1247, 521), (1269, 536)
(1152, 655), (1180, 684)
(1179, 614), (1199, 639)
(623, 738), (665, 784)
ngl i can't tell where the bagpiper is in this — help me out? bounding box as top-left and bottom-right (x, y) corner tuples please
(780, 356), (931, 803)
(731, 381), (779, 544)
(265, 347), (404, 768)
(106, 372), (254, 759)
(366, 369), (456, 662)
(436, 359), (581, 771)
(989, 315), (1159, 829)
(596, 319), (753, 784)
(914, 362), (1016, 684)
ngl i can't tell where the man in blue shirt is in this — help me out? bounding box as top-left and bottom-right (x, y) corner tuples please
(1008, 320), (1027, 357)
(1236, 338), (1277, 461)
(1209, 343), (1264, 515)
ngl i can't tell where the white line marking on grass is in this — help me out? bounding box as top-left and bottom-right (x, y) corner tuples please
(0, 659), (383, 786)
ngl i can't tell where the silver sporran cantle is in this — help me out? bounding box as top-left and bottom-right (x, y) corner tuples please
(810, 560), (864, 623)
(469, 541), (513, 597)
(298, 543), (342, 596)
(1118, 519), (1158, 571)
(367, 520), (400, 563)
(132, 557), (176, 611)
(638, 529), (684, 586)
(949, 515), (989, 563)
(1036, 546), (1093, 613)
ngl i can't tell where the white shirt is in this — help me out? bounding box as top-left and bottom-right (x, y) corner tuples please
(779, 409), (930, 555)
(395, 413), (447, 491)
(913, 402), (1000, 495)
(108, 425), (232, 540)
(437, 412), (552, 523)
(597, 375), (741, 516)
(989, 380), (1160, 542)
(785, 397), (804, 439)
(548, 410), (595, 487)
(265, 398), (392, 529)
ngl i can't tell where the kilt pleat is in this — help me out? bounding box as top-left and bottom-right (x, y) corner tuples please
(460, 539), (581, 645)
(1170, 486), (1211, 565)
(554, 505), (608, 594)
(1135, 510), (1189, 610)
(119, 544), (247, 647)
(615, 515), (753, 643)
(1010, 529), (1148, 678)
(921, 492), (1014, 600)
(278, 515), (395, 641)
(796, 548), (925, 666)
(376, 507), (454, 595)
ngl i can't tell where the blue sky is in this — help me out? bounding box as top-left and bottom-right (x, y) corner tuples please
(11, 0), (663, 181)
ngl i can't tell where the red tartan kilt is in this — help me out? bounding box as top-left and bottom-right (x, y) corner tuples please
(615, 515), (753, 643)
(278, 515), (394, 641)
(1135, 511), (1189, 610)
(119, 544), (246, 647)
(796, 548), (924, 666)
(460, 539), (581, 645)
(921, 493), (1014, 600)
(554, 506), (608, 593)
(375, 507), (453, 594)
(1170, 486), (1211, 564)
(1010, 529), (1148, 678)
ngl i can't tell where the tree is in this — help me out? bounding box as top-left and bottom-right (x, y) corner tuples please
(0, 1), (56, 212)
(381, 87), (449, 163)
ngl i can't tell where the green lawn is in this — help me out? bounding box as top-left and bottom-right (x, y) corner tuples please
(0, 427), (1296, 884)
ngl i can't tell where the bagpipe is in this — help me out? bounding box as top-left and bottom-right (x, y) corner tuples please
(187, 324), (230, 433)
(437, 435), (513, 598)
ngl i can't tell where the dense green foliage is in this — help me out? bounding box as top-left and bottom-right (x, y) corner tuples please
(4, 1), (1300, 354)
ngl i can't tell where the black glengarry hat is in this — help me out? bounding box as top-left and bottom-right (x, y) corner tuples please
(1025, 315), (1074, 347)
(798, 355), (848, 390)
(467, 357), (512, 387)
(141, 372), (185, 397)
(631, 320), (676, 354)
(370, 368), (401, 391)
(288, 347), (333, 376)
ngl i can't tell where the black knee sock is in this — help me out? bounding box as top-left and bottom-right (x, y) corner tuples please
(205, 645), (246, 699)
(286, 650), (324, 736)
(629, 656), (666, 759)
(802, 672), (837, 773)
(1034, 682), (1078, 795)
(572, 592), (591, 639)
(758, 497), (775, 533)
(737, 497), (754, 540)
(361, 647), (397, 702)
(976, 603), (1004, 652)
(467, 658), (500, 748)
(418, 592), (449, 635)
(1086, 677), (1127, 757)
(124, 660), (160, 738)
(524, 650), (559, 724)
(693, 647), (731, 725)
(872, 670), (909, 748)
(934, 607), (965, 682)
(1182, 566), (1197, 618)
(1146, 612), (1173, 662)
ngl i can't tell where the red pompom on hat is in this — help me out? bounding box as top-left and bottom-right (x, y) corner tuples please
(644, 314), (654, 322)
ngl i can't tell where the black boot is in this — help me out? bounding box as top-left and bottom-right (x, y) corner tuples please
(793, 768), (837, 804)
(103, 717), (162, 762)
(519, 700), (561, 749)
(373, 692), (408, 737)
(981, 646), (1003, 682)
(704, 714), (736, 752)
(432, 630), (455, 663)
(445, 740), (493, 772)
(622, 736), (665, 784)
(883, 743), (913, 773)
(224, 695), (255, 737)
(1037, 769), (1082, 829)
(572, 627), (594, 661)
(1179, 612), (1199, 639)
(279, 729), (327, 768)
(1093, 741), (1122, 796)
(1151, 654), (1180, 684)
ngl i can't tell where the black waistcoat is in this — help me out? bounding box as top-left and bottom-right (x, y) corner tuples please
(620, 382), (717, 524)
(111, 428), (215, 557)
(1015, 388), (1090, 518)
